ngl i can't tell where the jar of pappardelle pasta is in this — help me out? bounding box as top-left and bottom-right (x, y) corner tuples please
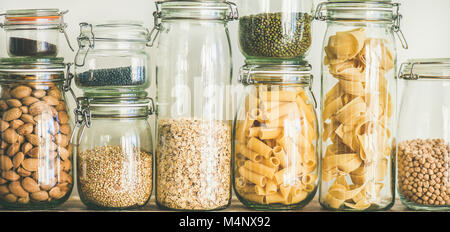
(0, 9), (74, 57)
(233, 63), (319, 210)
(315, 0), (408, 211)
(397, 59), (450, 210)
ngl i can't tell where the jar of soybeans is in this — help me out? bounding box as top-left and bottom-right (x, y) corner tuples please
(315, 0), (408, 211)
(233, 63), (319, 210)
(397, 58), (450, 210)
(0, 57), (74, 209)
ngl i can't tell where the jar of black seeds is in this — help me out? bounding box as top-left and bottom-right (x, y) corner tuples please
(74, 21), (151, 98)
(238, 0), (314, 64)
(0, 9), (74, 58)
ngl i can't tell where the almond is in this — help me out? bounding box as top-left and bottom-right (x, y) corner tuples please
(17, 123), (33, 135)
(22, 142), (33, 155)
(6, 99), (22, 107)
(25, 134), (40, 146)
(9, 119), (24, 129)
(58, 147), (70, 160)
(48, 89), (62, 100)
(10, 85), (32, 99)
(60, 171), (72, 184)
(19, 106), (28, 114)
(31, 191), (48, 201)
(4, 193), (18, 203)
(0, 155), (13, 170)
(56, 183), (70, 192)
(20, 114), (35, 124)
(22, 177), (40, 193)
(27, 147), (40, 158)
(0, 177), (6, 185)
(0, 120), (9, 131)
(17, 167), (31, 177)
(55, 101), (66, 111)
(8, 181), (29, 198)
(42, 96), (59, 106)
(55, 134), (69, 147)
(17, 196), (30, 204)
(29, 101), (51, 116)
(32, 90), (46, 98)
(12, 152), (24, 169)
(3, 107), (22, 121)
(3, 128), (19, 144)
(1, 141), (7, 149)
(0, 184), (10, 195)
(57, 111), (69, 124)
(18, 135), (24, 144)
(59, 124), (71, 135)
(2, 170), (20, 181)
(0, 100), (8, 110)
(6, 143), (20, 157)
(22, 158), (39, 172)
(49, 186), (63, 199)
(22, 96), (39, 106)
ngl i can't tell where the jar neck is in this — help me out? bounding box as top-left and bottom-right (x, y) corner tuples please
(92, 41), (147, 50)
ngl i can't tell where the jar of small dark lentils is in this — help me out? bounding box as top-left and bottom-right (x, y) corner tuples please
(74, 21), (151, 98)
(397, 59), (450, 210)
(0, 9), (74, 57)
(0, 57), (74, 209)
(238, 0), (313, 64)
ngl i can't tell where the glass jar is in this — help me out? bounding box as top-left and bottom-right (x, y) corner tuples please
(74, 21), (151, 98)
(397, 59), (450, 210)
(315, 0), (407, 211)
(74, 97), (154, 209)
(151, 0), (237, 211)
(0, 9), (73, 57)
(238, 0), (314, 64)
(233, 64), (319, 210)
(0, 58), (74, 209)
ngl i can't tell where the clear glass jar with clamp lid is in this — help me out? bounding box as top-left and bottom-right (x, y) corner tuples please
(0, 9), (74, 57)
(73, 97), (154, 209)
(397, 59), (450, 210)
(74, 21), (152, 98)
(233, 63), (319, 210)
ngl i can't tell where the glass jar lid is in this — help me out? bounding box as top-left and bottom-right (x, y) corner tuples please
(239, 63), (313, 85)
(77, 21), (151, 44)
(155, 0), (238, 21)
(1, 9), (67, 29)
(76, 97), (154, 120)
(0, 57), (66, 81)
(399, 58), (450, 80)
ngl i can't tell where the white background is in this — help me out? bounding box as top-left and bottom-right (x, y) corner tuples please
(0, 0), (449, 200)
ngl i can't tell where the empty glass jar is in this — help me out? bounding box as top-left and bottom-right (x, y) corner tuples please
(74, 97), (154, 209)
(74, 21), (151, 98)
(316, 0), (407, 211)
(0, 57), (74, 209)
(233, 64), (319, 210)
(0, 9), (73, 57)
(151, 0), (237, 211)
(238, 0), (314, 64)
(397, 59), (450, 210)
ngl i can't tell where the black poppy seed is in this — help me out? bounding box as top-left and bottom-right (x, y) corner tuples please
(77, 66), (146, 87)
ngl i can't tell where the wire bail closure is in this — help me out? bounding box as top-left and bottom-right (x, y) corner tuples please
(74, 22), (95, 67)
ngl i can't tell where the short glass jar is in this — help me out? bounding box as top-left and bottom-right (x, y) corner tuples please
(74, 21), (151, 98)
(74, 97), (154, 210)
(152, 0), (237, 211)
(233, 64), (319, 210)
(397, 59), (450, 210)
(0, 58), (74, 209)
(238, 0), (314, 64)
(0, 9), (73, 57)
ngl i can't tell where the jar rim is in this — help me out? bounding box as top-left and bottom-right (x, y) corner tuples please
(158, 1), (233, 20)
(240, 64), (313, 85)
(0, 57), (66, 71)
(78, 97), (153, 119)
(1, 8), (65, 29)
(399, 58), (450, 80)
(316, 1), (399, 22)
(78, 21), (150, 43)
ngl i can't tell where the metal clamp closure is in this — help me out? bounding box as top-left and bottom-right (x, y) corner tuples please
(148, 1), (163, 47)
(392, 3), (408, 49)
(148, 97), (155, 116)
(59, 10), (75, 52)
(74, 22), (95, 67)
(314, 2), (327, 21)
(225, 1), (239, 21)
(70, 97), (92, 146)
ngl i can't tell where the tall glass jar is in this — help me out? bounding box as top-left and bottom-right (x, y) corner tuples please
(74, 97), (154, 209)
(0, 9), (74, 57)
(315, 0), (407, 211)
(397, 59), (450, 210)
(74, 21), (151, 98)
(238, 0), (314, 64)
(0, 58), (74, 209)
(233, 64), (319, 210)
(151, 0), (237, 211)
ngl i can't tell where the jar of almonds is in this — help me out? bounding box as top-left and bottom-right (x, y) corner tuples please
(0, 57), (74, 209)
(397, 59), (450, 210)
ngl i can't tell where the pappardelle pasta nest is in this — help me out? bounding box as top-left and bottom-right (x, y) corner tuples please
(322, 28), (394, 210)
(234, 86), (318, 207)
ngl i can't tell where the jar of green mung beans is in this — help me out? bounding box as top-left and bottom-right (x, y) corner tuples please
(238, 0), (314, 64)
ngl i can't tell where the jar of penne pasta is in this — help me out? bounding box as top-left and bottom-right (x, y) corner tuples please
(233, 64), (319, 210)
(397, 59), (450, 211)
(315, 0), (408, 211)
